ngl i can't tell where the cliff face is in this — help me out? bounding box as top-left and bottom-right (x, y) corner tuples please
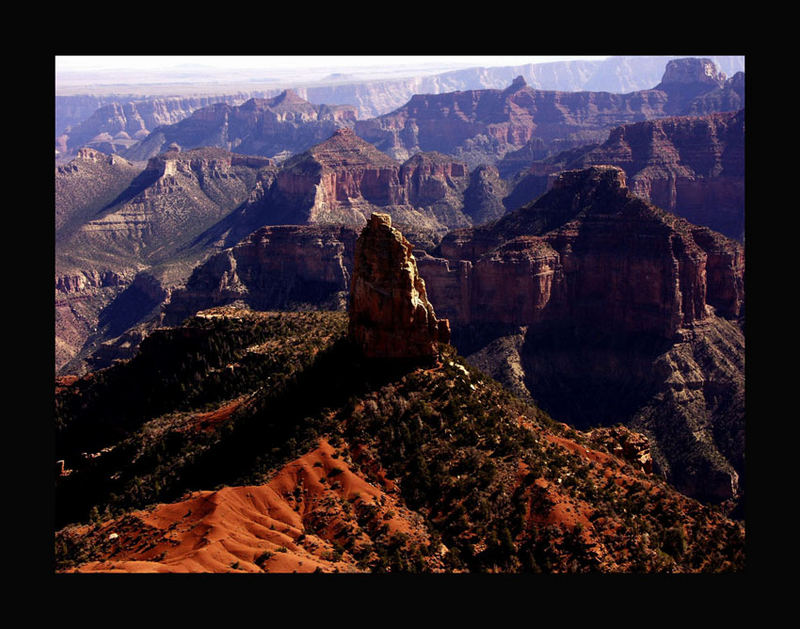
(56, 148), (143, 234)
(56, 94), (259, 157)
(654, 58), (744, 116)
(355, 59), (744, 169)
(416, 166), (745, 506)
(423, 166), (744, 337)
(506, 110), (745, 241)
(123, 91), (358, 163)
(251, 128), (504, 239)
(164, 225), (358, 325)
(349, 213), (450, 360)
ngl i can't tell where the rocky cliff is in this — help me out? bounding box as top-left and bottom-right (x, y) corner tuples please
(56, 93), (265, 157)
(654, 58), (744, 116)
(423, 166), (744, 336)
(122, 91), (358, 163)
(349, 213), (450, 360)
(415, 166), (745, 507)
(505, 110), (745, 241)
(56, 148), (144, 234)
(244, 128), (506, 241)
(357, 58), (744, 170)
(164, 224), (358, 325)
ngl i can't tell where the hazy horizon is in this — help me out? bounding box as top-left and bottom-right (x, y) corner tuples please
(56, 55), (612, 73)
(55, 55), (614, 93)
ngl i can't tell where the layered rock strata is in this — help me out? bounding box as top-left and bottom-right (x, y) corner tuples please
(123, 91), (358, 163)
(421, 166), (744, 338)
(164, 225), (358, 325)
(249, 128), (504, 239)
(356, 59), (744, 168)
(505, 110), (745, 241)
(349, 213), (450, 360)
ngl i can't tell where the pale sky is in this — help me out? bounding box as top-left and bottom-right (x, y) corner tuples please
(55, 55), (611, 73)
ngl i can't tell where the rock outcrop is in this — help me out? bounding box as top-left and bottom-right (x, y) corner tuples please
(123, 91), (358, 163)
(504, 110), (745, 241)
(349, 214), (450, 360)
(423, 166), (744, 337)
(246, 128), (505, 240)
(654, 58), (744, 116)
(164, 224), (358, 325)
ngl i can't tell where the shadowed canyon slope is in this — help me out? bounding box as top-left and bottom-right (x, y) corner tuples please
(418, 166), (745, 506)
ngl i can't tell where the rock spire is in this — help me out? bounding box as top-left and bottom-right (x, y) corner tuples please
(349, 213), (450, 359)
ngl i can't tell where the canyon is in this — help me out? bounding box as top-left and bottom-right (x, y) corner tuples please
(503, 109), (745, 241)
(54, 218), (745, 572)
(355, 58), (744, 169)
(130, 167), (745, 508)
(53, 58), (747, 570)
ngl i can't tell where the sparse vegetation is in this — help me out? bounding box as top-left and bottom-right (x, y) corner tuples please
(55, 309), (744, 573)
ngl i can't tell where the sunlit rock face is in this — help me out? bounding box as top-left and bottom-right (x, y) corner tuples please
(349, 213), (450, 360)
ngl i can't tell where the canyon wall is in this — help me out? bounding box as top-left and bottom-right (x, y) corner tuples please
(355, 59), (744, 169)
(505, 109), (745, 241)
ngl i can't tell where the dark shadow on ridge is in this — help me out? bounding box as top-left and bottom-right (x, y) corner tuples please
(519, 324), (674, 430)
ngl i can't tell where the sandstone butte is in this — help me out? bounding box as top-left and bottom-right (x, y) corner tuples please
(349, 213), (450, 360)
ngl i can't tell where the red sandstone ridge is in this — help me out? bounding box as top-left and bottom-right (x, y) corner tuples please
(419, 166), (744, 339)
(349, 213), (450, 360)
(506, 110), (745, 241)
(261, 128), (490, 236)
(61, 439), (440, 573)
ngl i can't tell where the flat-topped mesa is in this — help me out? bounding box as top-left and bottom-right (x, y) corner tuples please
(349, 213), (450, 359)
